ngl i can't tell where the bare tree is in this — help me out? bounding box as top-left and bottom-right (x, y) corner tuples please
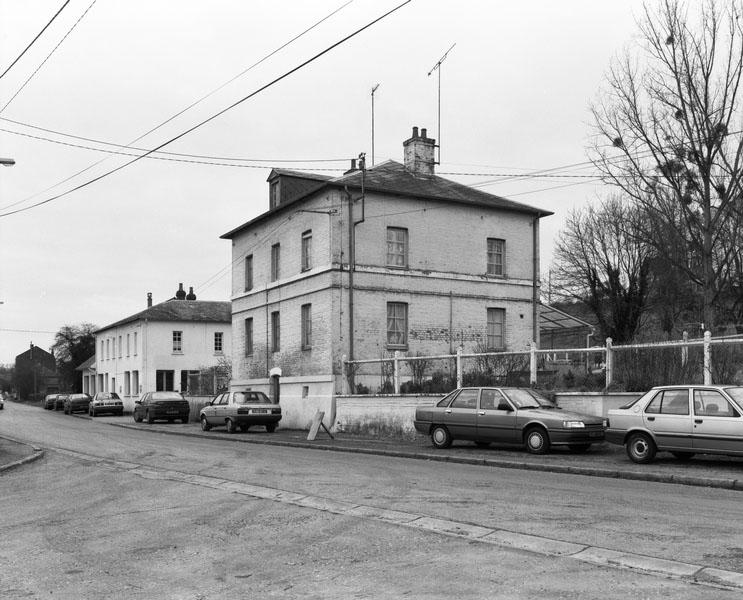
(590, 0), (743, 329)
(552, 197), (652, 343)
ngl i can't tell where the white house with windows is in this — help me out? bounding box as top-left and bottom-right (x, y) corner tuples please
(94, 286), (231, 411)
(221, 127), (552, 427)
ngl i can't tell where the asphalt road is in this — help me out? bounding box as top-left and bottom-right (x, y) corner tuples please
(2, 402), (742, 599)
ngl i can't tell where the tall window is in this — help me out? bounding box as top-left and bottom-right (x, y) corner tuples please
(301, 230), (312, 272)
(271, 311), (280, 352)
(487, 238), (505, 276)
(387, 302), (408, 347)
(487, 308), (505, 350)
(133, 332), (138, 356)
(106, 339), (110, 360)
(245, 318), (253, 356)
(269, 180), (280, 209)
(132, 370), (139, 395)
(271, 243), (280, 282)
(214, 332), (223, 353)
(301, 304), (312, 349)
(118, 336), (122, 358)
(244, 254), (253, 291)
(126, 333), (130, 356)
(101, 340), (104, 360)
(386, 227), (408, 268)
(172, 330), (183, 353)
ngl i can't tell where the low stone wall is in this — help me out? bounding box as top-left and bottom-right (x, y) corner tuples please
(553, 392), (642, 417)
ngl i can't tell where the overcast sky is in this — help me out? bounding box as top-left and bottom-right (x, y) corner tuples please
(0, 0), (649, 364)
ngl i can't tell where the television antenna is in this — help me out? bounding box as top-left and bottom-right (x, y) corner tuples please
(427, 43), (456, 165)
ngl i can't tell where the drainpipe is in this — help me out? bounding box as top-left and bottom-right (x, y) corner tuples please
(532, 215), (539, 346)
(345, 153), (366, 364)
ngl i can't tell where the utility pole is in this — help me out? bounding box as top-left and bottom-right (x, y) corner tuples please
(371, 84), (379, 166)
(427, 43), (455, 165)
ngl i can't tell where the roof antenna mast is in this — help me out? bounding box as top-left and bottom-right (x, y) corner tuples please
(427, 43), (456, 165)
(371, 83), (380, 166)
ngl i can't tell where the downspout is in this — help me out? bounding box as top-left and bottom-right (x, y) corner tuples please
(345, 153), (367, 364)
(265, 287), (270, 378)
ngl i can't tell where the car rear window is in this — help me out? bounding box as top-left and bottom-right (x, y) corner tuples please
(151, 392), (184, 400)
(235, 392), (271, 404)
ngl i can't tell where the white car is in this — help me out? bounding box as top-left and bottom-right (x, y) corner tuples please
(89, 392), (124, 417)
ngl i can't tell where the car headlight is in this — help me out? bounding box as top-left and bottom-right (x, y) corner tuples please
(563, 421), (585, 428)
(603, 419), (609, 428)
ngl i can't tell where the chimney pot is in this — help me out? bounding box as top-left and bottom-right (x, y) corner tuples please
(421, 128), (427, 138)
(403, 125), (436, 175)
(412, 126), (419, 138)
(176, 283), (186, 300)
(186, 286), (197, 301)
(147, 292), (152, 308)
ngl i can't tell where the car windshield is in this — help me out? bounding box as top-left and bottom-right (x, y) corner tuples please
(151, 392), (183, 401)
(501, 388), (542, 409)
(723, 387), (743, 406)
(234, 391), (271, 404)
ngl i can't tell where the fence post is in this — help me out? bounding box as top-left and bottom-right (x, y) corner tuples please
(605, 337), (613, 389)
(393, 350), (401, 394)
(681, 331), (688, 368)
(703, 331), (712, 385)
(456, 346), (463, 388)
(341, 354), (348, 395)
(529, 341), (537, 386)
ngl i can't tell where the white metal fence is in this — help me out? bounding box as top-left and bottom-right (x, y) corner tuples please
(342, 332), (743, 394)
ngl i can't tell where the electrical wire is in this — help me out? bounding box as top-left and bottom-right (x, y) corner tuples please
(0, 0), (411, 219)
(0, 0), (71, 81)
(0, 1), (358, 213)
(0, 0), (98, 114)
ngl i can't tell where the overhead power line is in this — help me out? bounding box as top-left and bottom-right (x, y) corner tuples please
(0, 0), (71, 81)
(0, 0), (412, 219)
(0, 0), (98, 114)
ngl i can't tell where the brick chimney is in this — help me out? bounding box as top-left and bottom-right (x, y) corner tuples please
(175, 283), (186, 300)
(186, 286), (196, 301)
(147, 292), (152, 308)
(403, 126), (436, 175)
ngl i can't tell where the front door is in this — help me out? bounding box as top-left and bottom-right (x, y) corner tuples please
(642, 388), (693, 450)
(692, 389), (743, 454)
(476, 388), (519, 443)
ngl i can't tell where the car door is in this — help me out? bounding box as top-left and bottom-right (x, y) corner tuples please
(202, 394), (221, 424)
(441, 388), (479, 439)
(692, 389), (743, 454)
(476, 388), (519, 443)
(642, 388), (693, 450)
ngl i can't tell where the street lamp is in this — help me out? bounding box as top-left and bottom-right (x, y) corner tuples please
(0, 158), (15, 166)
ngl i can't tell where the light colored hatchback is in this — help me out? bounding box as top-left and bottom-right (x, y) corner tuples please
(89, 392), (124, 417)
(606, 385), (743, 463)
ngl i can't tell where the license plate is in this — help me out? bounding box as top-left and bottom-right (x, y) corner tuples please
(167, 409), (178, 415)
(252, 409), (268, 414)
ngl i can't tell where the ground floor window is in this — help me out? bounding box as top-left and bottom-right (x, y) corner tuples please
(132, 370), (139, 396)
(487, 307), (506, 350)
(124, 371), (131, 395)
(387, 302), (408, 348)
(156, 370), (174, 391)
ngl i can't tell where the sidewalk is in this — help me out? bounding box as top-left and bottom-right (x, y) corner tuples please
(91, 414), (743, 491)
(0, 435), (44, 473)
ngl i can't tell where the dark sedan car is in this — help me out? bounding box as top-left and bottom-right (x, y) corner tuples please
(133, 391), (190, 424)
(42, 394), (60, 410)
(54, 394), (69, 411)
(414, 387), (607, 454)
(64, 393), (92, 414)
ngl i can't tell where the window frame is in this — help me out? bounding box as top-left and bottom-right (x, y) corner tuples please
(271, 243), (280, 282)
(486, 307), (506, 350)
(214, 331), (223, 354)
(244, 318), (253, 356)
(301, 303), (312, 350)
(301, 230), (312, 272)
(487, 238), (506, 277)
(172, 330), (183, 353)
(271, 311), (280, 352)
(244, 254), (253, 291)
(386, 227), (409, 268)
(386, 302), (408, 348)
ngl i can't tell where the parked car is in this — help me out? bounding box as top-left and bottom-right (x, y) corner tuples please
(42, 394), (59, 410)
(199, 390), (281, 433)
(414, 387), (607, 454)
(606, 384), (743, 464)
(64, 393), (92, 414)
(89, 392), (124, 417)
(133, 391), (190, 424)
(54, 394), (69, 411)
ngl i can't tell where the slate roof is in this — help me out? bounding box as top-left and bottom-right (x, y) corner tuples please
(96, 300), (231, 334)
(75, 355), (96, 371)
(222, 160), (552, 239)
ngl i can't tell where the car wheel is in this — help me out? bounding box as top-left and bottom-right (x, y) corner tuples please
(226, 419), (237, 434)
(200, 416), (211, 431)
(146, 410), (154, 424)
(474, 441), (490, 448)
(671, 451), (695, 461)
(626, 432), (656, 464)
(524, 427), (550, 454)
(430, 425), (452, 449)
(569, 443), (591, 453)
(266, 424), (276, 433)
(133, 411), (143, 423)
(90, 408), (96, 417)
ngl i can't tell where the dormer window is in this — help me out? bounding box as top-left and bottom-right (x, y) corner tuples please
(270, 180), (280, 209)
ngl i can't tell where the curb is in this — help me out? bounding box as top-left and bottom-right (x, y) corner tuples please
(0, 434), (45, 474)
(96, 419), (742, 491)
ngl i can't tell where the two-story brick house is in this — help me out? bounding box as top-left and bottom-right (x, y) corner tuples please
(221, 127), (552, 426)
(94, 285), (231, 411)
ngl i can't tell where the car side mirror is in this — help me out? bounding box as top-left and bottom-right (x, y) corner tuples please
(497, 402), (513, 412)
(134, 400), (141, 405)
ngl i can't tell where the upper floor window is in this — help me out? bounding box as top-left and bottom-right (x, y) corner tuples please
(172, 330), (183, 353)
(271, 311), (280, 352)
(487, 238), (505, 276)
(118, 336), (122, 358)
(244, 318), (253, 356)
(245, 254), (253, 291)
(270, 181), (280, 209)
(126, 334), (130, 356)
(301, 230), (312, 272)
(386, 227), (408, 268)
(106, 339), (110, 360)
(133, 332), (138, 356)
(387, 302), (408, 348)
(271, 243), (280, 282)
(214, 332), (223, 354)
(101, 340), (104, 360)
(486, 308), (505, 350)
(301, 304), (312, 349)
